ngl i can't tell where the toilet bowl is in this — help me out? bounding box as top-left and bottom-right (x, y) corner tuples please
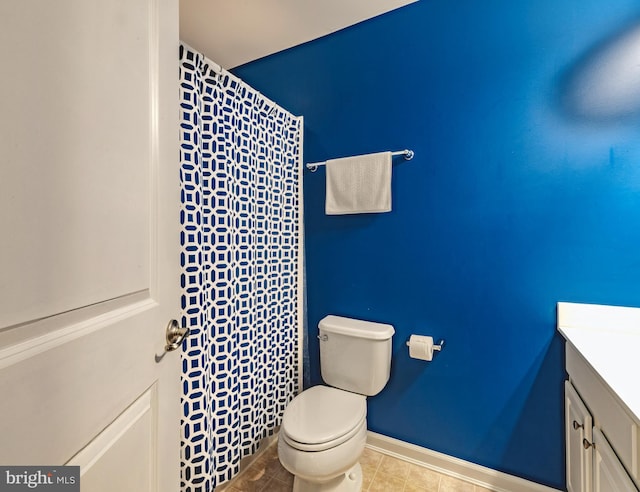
(278, 386), (367, 491)
(278, 315), (394, 492)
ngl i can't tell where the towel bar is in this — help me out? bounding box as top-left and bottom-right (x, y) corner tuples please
(306, 149), (414, 172)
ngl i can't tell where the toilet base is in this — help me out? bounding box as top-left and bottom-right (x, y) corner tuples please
(292, 462), (362, 492)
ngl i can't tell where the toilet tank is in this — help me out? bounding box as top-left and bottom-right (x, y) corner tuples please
(319, 315), (394, 396)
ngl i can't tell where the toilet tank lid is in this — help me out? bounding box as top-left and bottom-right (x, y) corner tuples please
(319, 315), (395, 340)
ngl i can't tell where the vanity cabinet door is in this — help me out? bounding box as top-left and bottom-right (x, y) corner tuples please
(593, 428), (638, 492)
(566, 381), (593, 492)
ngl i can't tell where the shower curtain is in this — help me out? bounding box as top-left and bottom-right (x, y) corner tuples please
(179, 44), (303, 491)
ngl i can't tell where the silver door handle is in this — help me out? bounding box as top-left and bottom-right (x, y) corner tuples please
(165, 319), (190, 352)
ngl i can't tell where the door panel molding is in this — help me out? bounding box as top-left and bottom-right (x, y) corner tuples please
(0, 295), (156, 370)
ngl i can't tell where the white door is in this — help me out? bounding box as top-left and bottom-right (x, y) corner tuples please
(0, 1), (181, 491)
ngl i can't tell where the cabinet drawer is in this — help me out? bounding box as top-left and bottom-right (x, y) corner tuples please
(567, 344), (640, 484)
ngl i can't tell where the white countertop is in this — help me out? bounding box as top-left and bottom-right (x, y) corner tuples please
(558, 302), (640, 423)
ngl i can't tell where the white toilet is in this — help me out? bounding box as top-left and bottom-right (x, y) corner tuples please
(278, 315), (395, 492)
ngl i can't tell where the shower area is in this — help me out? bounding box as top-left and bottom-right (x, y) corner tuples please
(178, 44), (305, 490)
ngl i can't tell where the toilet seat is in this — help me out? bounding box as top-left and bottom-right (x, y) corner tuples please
(281, 385), (366, 452)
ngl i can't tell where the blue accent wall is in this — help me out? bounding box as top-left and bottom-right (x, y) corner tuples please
(233, 1), (640, 488)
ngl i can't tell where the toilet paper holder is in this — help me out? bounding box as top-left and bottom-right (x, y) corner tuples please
(405, 338), (445, 352)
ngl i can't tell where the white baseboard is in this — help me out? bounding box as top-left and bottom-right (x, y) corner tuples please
(366, 431), (563, 492)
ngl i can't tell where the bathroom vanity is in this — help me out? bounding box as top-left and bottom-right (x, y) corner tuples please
(558, 302), (640, 492)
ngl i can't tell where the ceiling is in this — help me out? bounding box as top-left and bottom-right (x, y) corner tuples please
(179, 0), (418, 69)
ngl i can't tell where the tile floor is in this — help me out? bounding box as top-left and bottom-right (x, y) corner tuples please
(223, 443), (495, 492)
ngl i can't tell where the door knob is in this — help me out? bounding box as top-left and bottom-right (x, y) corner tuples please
(165, 319), (190, 352)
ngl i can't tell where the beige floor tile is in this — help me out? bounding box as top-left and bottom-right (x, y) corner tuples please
(360, 448), (384, 469)
(405, 464), (441, 491)
(259, 451), (285, 478)
(368, 471), (406, 491)
(439, 475), (475, 492)
(231, 463), (272, 492)
(251, 454), (269, 470)
(262, 477), (293, 492)
(361, 463), (377, 490)
(271, 466), (294, 485)
(264, 444), (278, 458)
(405, 481), (439, 492)
(222, 441), (493, 492)
(378, 455), (412, 480)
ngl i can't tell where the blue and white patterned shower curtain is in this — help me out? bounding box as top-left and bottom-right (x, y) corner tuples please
(179, 44), (302, 491)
